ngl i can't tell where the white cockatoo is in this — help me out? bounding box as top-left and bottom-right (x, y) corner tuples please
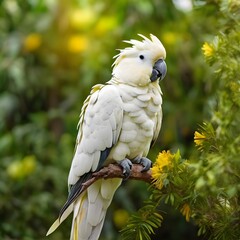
(47, 34), (167, 240)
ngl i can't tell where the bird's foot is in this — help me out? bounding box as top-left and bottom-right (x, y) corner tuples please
(133, 157), (152, 172)
(119, 158), (133, 179)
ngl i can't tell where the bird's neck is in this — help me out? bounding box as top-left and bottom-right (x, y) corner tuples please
(108, 75), (159, 88)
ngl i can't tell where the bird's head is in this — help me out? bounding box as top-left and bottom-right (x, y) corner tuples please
(112, 34), (167, 86)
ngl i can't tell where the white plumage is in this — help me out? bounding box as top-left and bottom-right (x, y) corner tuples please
(47, 34), (167, 240)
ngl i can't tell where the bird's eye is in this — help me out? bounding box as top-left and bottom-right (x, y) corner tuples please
(139, 55), (144, 60)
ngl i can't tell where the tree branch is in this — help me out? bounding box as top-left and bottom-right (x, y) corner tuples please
(81, 164), (153, 192)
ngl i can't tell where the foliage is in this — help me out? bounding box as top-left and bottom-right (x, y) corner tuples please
(121, 0), (240, 239)
(121, 200), (163, 240)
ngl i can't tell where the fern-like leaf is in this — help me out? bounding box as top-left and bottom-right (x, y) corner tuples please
(120, 203), (163, 240)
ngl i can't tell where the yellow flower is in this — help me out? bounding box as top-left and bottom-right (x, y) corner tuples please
(7, 155), (36, 180)
(24, 33), (42, 52)
(7, 160), (23, 179)
(180, 204), (191, 222)
(202, 42), (214, 57)
(194, 131), (206, 146)
(162, 32), (177, 46)
(70, 8), (95, 30)
(67, 35), (88, 53)
(22, 155), (37, 175)
(151, 150), (174, 189)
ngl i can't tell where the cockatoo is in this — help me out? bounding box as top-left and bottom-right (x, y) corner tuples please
(47, 34), (167, 240)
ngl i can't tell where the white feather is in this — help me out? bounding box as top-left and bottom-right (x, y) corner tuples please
(122, 120), (135, 131)
(119, 89), (133, 101)
(137, 94), (151, 101)
(110, 112), (118, 129)
(76, 199), (93, 239)
(133, 114), (146, 124)
(133, 98), (148, 108)
(89, 219), (104, 240)
(101, 179), (122, 201)
(111, 142), (130, 161)
(119, 129), (137, 143)
(123, 102), (141, 113)
(88, 181), (101, 204)
(87, 199), (104, 226)
(72, 153), (92, 176)
(91, 151), (100, 172)
(128, 109), (142, 118)
(141, 119), (154, 130)
(148, 102), (159, 113)
(153, 94), (162, 105)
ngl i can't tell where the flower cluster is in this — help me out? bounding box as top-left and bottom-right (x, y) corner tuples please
(23, 33), (42, 52)
(7, 155), (37, 180)
(67, 35), (88, 53)
(180, 204), (191, 222)
(194, 131), (206, 147)
(202, 42), (214, 57)
(151, 150), (174, 190)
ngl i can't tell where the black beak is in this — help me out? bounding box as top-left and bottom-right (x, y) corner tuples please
(150, 59), (167, 82)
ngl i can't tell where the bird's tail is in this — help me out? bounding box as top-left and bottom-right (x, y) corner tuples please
(46, 201), (74, 236)
(70, 178), (122, 240)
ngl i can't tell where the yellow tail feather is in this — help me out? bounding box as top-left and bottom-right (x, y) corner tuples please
(46, 203), (74, 236)
(46, 218), (61, 236)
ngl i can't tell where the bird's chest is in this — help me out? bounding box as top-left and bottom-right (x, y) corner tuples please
(117, 84), (162, 158)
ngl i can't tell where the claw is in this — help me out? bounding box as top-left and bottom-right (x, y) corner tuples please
(119, 158), (133, 179)
(133, 157), (152, 172)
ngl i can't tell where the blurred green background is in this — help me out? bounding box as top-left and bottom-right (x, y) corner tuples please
(0, 0), (219, 239)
